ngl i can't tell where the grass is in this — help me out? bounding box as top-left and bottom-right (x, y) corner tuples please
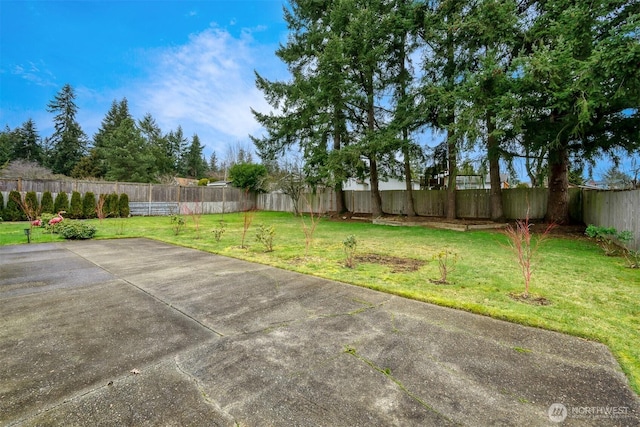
(2, 211), (639, 394)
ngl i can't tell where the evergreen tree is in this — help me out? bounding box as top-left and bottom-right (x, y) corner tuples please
(13, 119), (43, 163)
(106, 193), (119, 218)
(183, 134), (208, 178)
(167, 126), (188, 176)
(252, 0), (356, 213)
(516, 0), (640, 223)
(41, 191), (54, 214)
(25, 191), (39, 219)
(118, 193), (130, 217)
(53, 192), (69, 214)
(46, 84), (88, 175)
(0, 126), (14, 166)
(6, 190), (25, 221)
(103, 116), (155, 182)
(69, 191), (83, 219)
(0, 191), (4, 220)
(139, 114), (169, 179)
(83, 192), (96, 219)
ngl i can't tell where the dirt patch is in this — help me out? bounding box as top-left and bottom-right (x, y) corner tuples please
(356, 253), (426, 273)
(508, 292), (551, 306)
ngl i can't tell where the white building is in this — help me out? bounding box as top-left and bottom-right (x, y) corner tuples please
(343, 177), (421, 191)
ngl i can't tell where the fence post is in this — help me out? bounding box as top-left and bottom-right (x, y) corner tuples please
(148, 182), (152, 216)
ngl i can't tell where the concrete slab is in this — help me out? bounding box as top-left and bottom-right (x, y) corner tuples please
(1, 238), (638, 426)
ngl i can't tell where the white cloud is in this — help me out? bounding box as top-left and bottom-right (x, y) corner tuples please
(134, 27), (280, 155)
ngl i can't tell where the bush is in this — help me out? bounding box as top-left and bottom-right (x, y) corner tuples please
(585, 224), (633, 256)
(118, 193), (130, 218)
(25, 191), (39, 218)
(58, 221), (97, 240)
(0, 191), (4, 219)
(255, 224), (275, 252)
(106, 193), (119, 218)
(83, 192), (96, 219)
(5, 191), (24, 221)
(41, 191), (54, 214)
(198, 178), (209, 186)
(54, 192), (70, 214)
(343, 234), (358, 268)
(69, 191), (83, 219)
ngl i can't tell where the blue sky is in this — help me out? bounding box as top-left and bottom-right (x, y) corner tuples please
(0, 0), (288, 160)
(0, 1), (636, 182)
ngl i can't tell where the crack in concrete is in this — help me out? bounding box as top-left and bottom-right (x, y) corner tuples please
(342, 345), (463, 426)
(173, 356), (240, 426)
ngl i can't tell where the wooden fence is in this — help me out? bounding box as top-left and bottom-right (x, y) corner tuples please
(1, 177), (637, 248)
(583, 189), (640, 250)
(0, 178), (253, 216)
(258, 187), (583, 221)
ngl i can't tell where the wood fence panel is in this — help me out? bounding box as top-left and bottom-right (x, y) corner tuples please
(412, 190), (446, 216)
(583, 189), (640, 250)
(456, 190), (491, 218)
(502, 188), (548, 219)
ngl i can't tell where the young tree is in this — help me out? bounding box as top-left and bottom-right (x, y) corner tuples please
(46, 84), (88, 175)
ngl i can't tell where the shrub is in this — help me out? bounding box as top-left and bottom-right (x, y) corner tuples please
(69, 191), (83, 219)
(83, 192), (97, 219)
(58, 221), (97, 240)
(170, 215), (185, 235)
(54, 192), (70, 214)
(585, 224), (633, 256)
(106, 193), (119, 218)
(430, 249), (459, 285)
(212, 221), (226, 242)
(118, 193), (130, 218)
(255, 224), (275, 252)
(343, 234), (357, 268)
(198, 178), (209, 186)
(624, 249), (640, 269)
(5, 191), (24, 221)
(41, 191), (54, 214)
(0, 191), (4, 219)
(25, 191), (39, 218)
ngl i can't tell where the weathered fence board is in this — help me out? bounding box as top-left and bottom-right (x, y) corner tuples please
(583, 189), (640, 250)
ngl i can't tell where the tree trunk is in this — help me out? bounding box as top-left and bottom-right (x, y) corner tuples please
(333, 129), (347, 214)
(487, 111), (504, 221)
(545, 145), (570, 224)
(446, 128), (457, 220)
(370, 156), (383, 218)
(402, 131), (416, 217)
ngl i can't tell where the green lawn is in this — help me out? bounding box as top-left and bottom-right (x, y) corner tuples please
(2, 211), (639, 394)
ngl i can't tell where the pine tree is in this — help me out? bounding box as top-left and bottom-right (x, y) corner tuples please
(13, 119), (43, 164)
(183, 134), (208, 178)
(46, 84), (88, 175)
